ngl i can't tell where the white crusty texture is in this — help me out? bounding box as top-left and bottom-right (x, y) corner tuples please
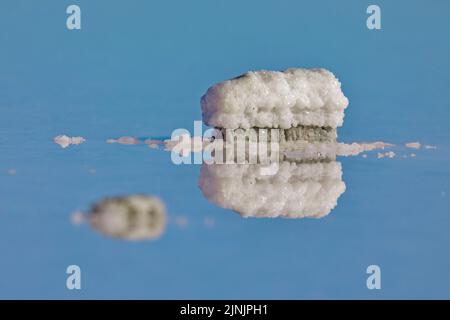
(201, 68), (349, 129)
(281, 141), (395, 160)
(89, 195), (166, 241)
(198, 161), (346, 218)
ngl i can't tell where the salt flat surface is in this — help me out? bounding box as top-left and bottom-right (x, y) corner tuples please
(0, 1), (449, 300)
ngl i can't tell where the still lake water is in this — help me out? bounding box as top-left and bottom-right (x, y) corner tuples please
(0, 1), (449, 298)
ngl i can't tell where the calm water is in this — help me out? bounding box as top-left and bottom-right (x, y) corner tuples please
(0, 0), (449, 299)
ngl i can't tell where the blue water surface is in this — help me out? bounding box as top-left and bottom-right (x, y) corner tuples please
(0, 0), (449, 299)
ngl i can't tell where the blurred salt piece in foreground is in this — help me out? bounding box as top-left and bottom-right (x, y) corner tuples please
(72, 195), (166, 241)
(199, 160), (346, 219)
(54, 135), (86, 148)
(424, 145), (437, 149)
(106, 136), (140, 145)
(405, 141), (421, 149)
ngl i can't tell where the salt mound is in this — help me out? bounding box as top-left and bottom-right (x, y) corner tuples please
(201, 68), (348, 129)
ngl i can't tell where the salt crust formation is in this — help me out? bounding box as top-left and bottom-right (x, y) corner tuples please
(201, 68), (348, 130)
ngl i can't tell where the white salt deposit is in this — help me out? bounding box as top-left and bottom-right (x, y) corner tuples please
(54, 135), (85, 148)
(173, 216), (189, 228)
(385, 151), (396, 158)
(377, 151), (396, 159)
(54, 135), (75, 148)
(283, 141), (394, 160)
(201, 68), (349, 129)
(405, 141), (421, 149)
(144, 139), (164, 149)
(198, 161), (346, 219)
(107, 136), (140, 145)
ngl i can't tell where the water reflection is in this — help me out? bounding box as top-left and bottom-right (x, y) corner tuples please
(196, 137), (395, 219)
(69, 131), (422, 227)
(198, 157), (346, 219)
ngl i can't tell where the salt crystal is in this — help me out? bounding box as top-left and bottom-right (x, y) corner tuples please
(54, 135), (85, 148)
(405, 142), (421, 149)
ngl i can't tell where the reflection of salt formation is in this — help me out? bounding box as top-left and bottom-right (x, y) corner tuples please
(75, 195), (166, 241)
(198, 158), (346, 219)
